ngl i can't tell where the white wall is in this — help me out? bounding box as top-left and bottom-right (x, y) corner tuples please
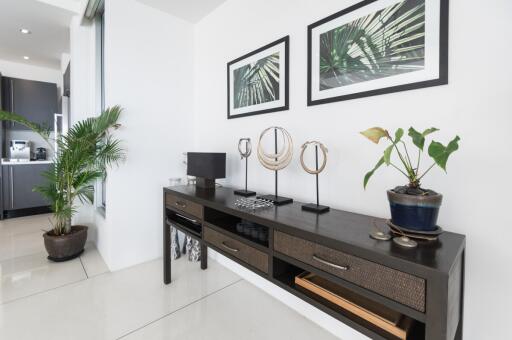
(192, 0), (512, 339)
(68, 15), (98, 239)
(69, 16), (96, 124)
(100, 0), (194, 270)
(0, 58), (62, 87)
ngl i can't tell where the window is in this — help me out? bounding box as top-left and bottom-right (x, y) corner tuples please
(99, 9), (106, 209)
(93, 2), (107, 210)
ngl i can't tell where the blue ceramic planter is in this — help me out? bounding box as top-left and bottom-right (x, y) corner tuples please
(387, 190), (442, 232)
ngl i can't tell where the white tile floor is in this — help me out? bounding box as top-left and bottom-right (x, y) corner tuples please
(0, 214), (109, 304)
(0, 214), (339, 340)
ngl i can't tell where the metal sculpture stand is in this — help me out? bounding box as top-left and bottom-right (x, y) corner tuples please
(257, 128), (293, 205)
(301, 143), (329, 213)
(235, 138), (256, 197)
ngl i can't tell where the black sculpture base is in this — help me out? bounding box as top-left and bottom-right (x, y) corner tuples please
(302, 203), (330, 214)
(257, 194), (293, 206)
(234, 189), (257, 197)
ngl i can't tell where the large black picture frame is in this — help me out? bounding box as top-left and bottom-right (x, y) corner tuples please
(227, 36), (289, 119)
(307, 0), (449, 106)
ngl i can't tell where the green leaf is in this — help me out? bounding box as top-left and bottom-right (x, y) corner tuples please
(364, 156), (385, 189)
(360, 127), (389, 144)
(422, 127), (439, 137)
(394, 128), (404, 143)
(383, 145), (394, 165)
(428, 136), (460, 171)
(408, 127), (439, 150)
(408, 127), (423, 150)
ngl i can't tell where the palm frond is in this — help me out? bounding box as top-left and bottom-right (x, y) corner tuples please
(5, 106), (125, 235)
(93, 105), (122, 135)
(1, 105), (124, 235)
(0, 110), (51, 144)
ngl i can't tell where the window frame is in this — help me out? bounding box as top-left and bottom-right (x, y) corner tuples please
(94, 3), (107, 211)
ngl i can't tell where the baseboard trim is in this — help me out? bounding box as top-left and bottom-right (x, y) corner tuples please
(3, 206), (52, 219)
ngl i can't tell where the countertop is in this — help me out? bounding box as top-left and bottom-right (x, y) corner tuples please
(1, 160), (53, 165)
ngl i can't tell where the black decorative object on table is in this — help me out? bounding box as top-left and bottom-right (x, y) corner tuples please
(235, 197), (273, 211)
(256, 127), (293, 205)
(187, 152), (226, 189)
(300, 141), (329, 213)
(234, 138), (256, 197)
(235, 220), (269, 245)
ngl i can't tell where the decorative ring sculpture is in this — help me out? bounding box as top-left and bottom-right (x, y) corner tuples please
(238, 138), (252, 159)
(300, 141), (328, 174)
(257, 127), (293, 171)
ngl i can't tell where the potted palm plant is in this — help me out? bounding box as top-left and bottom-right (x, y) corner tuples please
(0, 106), (124, 261)
(361, 127), (460, 232)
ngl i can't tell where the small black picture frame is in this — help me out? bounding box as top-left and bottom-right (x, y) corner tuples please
(307, 0), (449, 106)
(227, 36), (289, 119)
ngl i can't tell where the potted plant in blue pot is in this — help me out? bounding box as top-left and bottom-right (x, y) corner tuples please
(361, 127), (460, 232)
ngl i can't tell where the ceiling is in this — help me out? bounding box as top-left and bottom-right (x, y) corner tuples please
(0, 0), (84, 69)
(135, 0), (227, 23)
(0, 0), (226, 70)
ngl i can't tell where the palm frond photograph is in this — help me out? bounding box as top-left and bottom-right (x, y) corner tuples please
(320, 0), (425, 90)
(228, 36), (289, 119)
(233, 52), (280, 109)
(308, 0), (448, 105)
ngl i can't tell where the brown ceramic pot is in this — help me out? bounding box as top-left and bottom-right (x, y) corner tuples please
(43, 225), (88, 262)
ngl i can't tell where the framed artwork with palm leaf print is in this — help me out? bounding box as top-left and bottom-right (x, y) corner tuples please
(228, 36), (289, 119)
(308, 0), (448, 106)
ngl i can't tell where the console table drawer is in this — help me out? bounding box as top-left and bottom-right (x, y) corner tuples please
(204, 226), (268, 274)
(165, 193), (203, 219)
(274, 231), (425, 312)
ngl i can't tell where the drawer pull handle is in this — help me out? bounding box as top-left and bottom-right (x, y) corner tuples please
(175, 213), (199, 225)
(221, 242), (239, 253)
(175, 201), (187, 208)
(312, 255), (349, 271)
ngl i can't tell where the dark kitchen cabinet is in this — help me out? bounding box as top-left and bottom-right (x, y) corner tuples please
(2, 164), (51, 210)
(3, 77), (57, 130)
(63, 63), (70, 97)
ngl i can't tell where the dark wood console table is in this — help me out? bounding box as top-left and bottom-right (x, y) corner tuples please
(163, 185), (465, 340)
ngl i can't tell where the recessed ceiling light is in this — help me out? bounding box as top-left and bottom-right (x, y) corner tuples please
(23, 56), (30, 60)
(20, 28), (31, 34)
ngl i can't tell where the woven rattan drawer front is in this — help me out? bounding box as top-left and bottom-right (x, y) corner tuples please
(274, 231), (425, 312)
(165, 193), (203, 219)
(204, 226), (268, 274)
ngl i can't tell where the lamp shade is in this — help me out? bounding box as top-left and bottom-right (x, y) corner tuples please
(187, 153), (226, 179)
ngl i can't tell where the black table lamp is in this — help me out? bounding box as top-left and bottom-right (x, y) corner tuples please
(187, 152), (226, 189)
